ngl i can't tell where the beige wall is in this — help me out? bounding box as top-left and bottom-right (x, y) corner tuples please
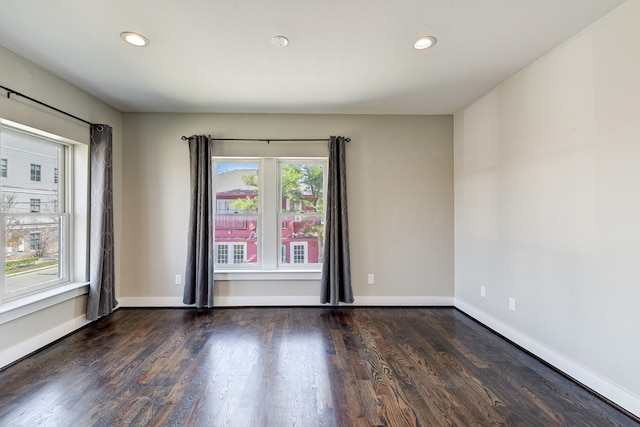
(0, 45), (123, 364)
(454, 0), (640, 413)
(121, 113), (454, 304)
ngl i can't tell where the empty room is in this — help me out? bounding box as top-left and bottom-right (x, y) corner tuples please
(1, 0), (639, 425)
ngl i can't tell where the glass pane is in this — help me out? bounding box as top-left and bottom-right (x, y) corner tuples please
(1, 131), (62, 214)
(214, 215), (258, 265)
(215, 163), (259, 213)
(280, 214), (324, 265)
(280, 163), (325, 214)
(215, 162), (259, 265)
(4, 215), (62, 293)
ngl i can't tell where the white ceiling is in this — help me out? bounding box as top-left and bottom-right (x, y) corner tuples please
(0, 0), (627, 115)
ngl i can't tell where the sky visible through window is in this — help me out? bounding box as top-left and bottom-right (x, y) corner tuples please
(216, 163), (258, 174)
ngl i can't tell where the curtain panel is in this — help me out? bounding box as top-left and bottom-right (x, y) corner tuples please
(320, 136), (353, 305)
(87, 124), (117, 320)
(183, 135), (215, 308)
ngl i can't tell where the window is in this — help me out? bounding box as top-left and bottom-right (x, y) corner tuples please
(291, 242), (308, 264)
(279, 161), (325, 266)
(213, 157), (327, 271)
(216, 243), (229, 264)
(1, 158), (7, 178)
(1, 119), (79, 302)
(30, 198), (41, 213)
(214, 161), (259, 267)
(216, 242), (247, 264)
(30, 163), (41, 181)
(233, 243), (246, 264)
(29, 232), (41, 251)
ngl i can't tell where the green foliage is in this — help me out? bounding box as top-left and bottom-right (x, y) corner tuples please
(281, 164), (324, 213)
(230, 172), (259, 213)
(230, 196), (258, 213)
(242, 173), (258, 188)
(6, 257), (39, 271)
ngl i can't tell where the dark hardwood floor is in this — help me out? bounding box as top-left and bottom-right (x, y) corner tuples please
(0, 307), (637, 426)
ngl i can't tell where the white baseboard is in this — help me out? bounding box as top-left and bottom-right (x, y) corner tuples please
(353, 296), (453, 306)
(454, 298), (640, 418)
(0, 314), (91, 370)
(117, 295), (454, 308)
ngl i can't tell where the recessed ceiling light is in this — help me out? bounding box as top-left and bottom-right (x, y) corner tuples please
(414, 36), (437, 50)
(120, 32), (149, 47)
(271, 36), (289, 47)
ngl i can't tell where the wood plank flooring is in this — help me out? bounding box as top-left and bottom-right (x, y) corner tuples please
(0, 307), (637, 426)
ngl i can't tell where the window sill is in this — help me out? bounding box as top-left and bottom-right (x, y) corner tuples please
(0, 282), (89, 325)
(214, 270), (321, 281)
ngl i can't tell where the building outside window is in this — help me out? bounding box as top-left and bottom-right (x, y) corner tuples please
(213, 157), (327, 271)
(1, 158), (7, 178)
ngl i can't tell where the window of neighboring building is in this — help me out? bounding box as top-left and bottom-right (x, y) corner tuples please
(1, 158), (7, 178)
(213, 157), (327, 271)
(30, 198), (40, 213)
(291, 242), (308, 264)
(30, 163), (41, 181)
(232, 243), (246, 264)
(29, 232), (41, 251)
(216, 242), (247, 264)
(216, 243), (229, 264)
(54, 167), (58, 184)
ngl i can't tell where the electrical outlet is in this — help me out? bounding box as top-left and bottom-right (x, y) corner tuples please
(367, 274), (375, 285)
(175, 274), (182, 285)
(509, 297), (516, 312)
(480, 286), (486, 297)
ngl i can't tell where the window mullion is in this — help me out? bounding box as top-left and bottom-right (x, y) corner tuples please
(261, 159), (278, 270)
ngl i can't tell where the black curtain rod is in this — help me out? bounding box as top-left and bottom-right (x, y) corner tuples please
(1, 84), (96, 127)
(181, 136), (351, 143)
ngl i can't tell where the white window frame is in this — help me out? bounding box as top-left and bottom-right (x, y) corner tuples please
(0, 118), (87, 309)
(212, 156), (327, 280)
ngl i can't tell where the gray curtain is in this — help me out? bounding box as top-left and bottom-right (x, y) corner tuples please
(320, 136), (353, 305)
(87, 124), (117, 320)
(183, 135), (215, 308)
